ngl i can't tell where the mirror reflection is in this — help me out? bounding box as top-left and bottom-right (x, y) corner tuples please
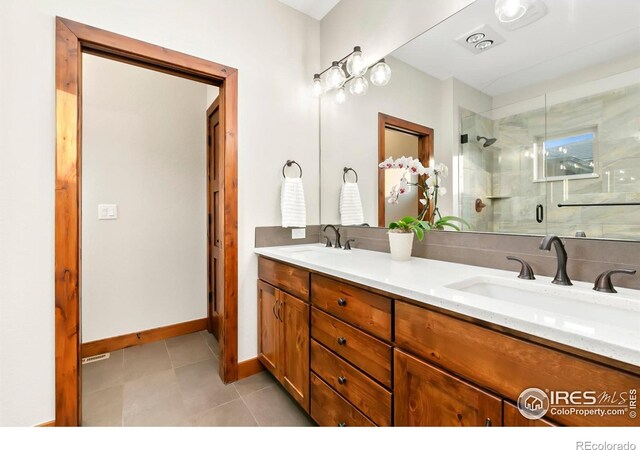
(319, 0), (640, 240)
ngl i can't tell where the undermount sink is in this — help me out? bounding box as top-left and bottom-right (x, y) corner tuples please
(284, 245), (348, 256)
(445, 276), (640, 334)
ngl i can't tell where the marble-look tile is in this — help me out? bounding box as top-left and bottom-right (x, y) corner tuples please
(82, 350), (124, 395)
(166, 332), (213, 368)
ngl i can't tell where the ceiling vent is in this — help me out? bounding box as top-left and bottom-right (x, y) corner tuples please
(456, 24), (505, 54)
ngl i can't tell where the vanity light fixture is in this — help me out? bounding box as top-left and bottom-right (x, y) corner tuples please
(335, 86), (347, 104)
(312, 74), (323, 98)
(311, 46), (391, 102)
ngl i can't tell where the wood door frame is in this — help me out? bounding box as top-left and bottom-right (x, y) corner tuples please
(377, 113), (434, 227)
(55, 17), (238, 426)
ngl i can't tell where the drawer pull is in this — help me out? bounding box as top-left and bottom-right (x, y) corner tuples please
(338, 422), (346, 427)
(485, 418), (492, 427)
(337, 376), (347, 385)
(337, 297), (347, 307)
(337, 337), (347, 346)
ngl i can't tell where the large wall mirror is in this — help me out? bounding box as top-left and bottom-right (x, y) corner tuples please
(319, 0), (640, 240)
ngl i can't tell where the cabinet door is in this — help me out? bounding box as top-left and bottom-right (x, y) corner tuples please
(258, 280), (280, 378)
(394, 349), (502, 427)
(503, 402), (556, 427)
(280, 291), (310, 412)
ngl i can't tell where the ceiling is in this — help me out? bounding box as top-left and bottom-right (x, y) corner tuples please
(391, 0), (640, 97)
(277, 0), (342, 20)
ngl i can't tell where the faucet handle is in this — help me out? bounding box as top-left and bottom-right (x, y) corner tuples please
(593, 269), (636, 294)
(506, 256), (536, 280)
(324, 236), (332, 247)
(344, 239), (355, 250)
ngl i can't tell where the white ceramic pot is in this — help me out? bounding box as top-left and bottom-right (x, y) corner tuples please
(388, 231), (414, 261)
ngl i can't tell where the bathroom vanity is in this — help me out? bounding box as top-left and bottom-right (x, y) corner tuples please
(255, 244), (640, 427)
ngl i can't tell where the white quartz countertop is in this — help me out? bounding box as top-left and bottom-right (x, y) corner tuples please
(255, 244), (640, 367)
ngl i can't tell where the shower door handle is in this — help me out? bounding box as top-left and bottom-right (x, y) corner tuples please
(536, 204), (544, 223)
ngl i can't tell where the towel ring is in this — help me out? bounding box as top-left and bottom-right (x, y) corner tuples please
(343, 167), (358, 183)
(282, 160), (302, 178)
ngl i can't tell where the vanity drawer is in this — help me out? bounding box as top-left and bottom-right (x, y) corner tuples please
(258, 257), (309, 301)
(311, 373), (375, 427)
(395, 300), (640, 427)
(312, 307), (392, 387)
(311, 274), (392, 341)
(311, 339), (392, 426)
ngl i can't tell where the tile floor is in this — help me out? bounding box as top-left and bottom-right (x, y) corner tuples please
(82, 331), (314, 427)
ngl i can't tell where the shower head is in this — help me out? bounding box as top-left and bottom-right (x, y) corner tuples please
(477, 136), (497, 148)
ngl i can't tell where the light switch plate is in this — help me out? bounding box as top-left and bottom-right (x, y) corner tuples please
(98, 204), (118, 220)
(291, 228), (306, 239)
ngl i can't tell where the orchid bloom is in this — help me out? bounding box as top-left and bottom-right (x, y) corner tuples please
(379, 156), (451, 222)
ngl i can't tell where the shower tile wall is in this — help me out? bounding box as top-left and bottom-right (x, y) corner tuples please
(461, 81), (640, 240)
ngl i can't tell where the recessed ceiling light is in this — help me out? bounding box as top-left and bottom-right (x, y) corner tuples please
(475, 40), (494, 50)
(466, 33), (485, 44)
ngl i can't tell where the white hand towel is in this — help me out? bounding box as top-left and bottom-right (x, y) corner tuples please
(281, 177), (306, 228)
(340, 182), (364, 226)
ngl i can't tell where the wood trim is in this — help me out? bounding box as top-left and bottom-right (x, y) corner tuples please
(36, 420), (56, 427)
(59, 18), (233, 83)
(55, 17), (239, 426)
(238, 357), (265, 380)
(219, 68), (239, 384)
(55, 17), (82, 429)
(377, 113), (434, 227)
(81, 318), (208, 358)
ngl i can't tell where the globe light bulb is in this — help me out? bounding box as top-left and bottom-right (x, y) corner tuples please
(312, 74), (323, 98)
(349, 76), (369, 96)
(335, 86), (347, 104)
(325, 61), (346, 91)
(370, 59), (391, 86)
(346, 46), (367, 77)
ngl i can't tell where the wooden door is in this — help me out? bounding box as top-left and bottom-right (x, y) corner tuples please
(280, 291), (310, 412)
(207, 98), (223, 339)
(257, 281), (280, 377)
(503, 402), (556, 427)
(394, 349), (502, 427)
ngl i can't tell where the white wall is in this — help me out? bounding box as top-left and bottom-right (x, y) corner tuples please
(0, 0), (319, 426)
(81, 54), (211, 342)
(320, 0), (476, 67)
(320, 56), (443, 225)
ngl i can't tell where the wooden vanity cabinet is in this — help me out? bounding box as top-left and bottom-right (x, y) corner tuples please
(395, 349), (502, 427)
(258, 256), (639, 427)
(257, 278), (310, 412)
(503, 402), (557, 427)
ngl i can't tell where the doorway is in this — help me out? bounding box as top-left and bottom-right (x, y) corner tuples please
(377, 113), (434, 227)
(55, 17), (238, 426)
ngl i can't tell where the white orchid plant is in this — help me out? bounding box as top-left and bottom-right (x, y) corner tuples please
(378, 156), (469, 239)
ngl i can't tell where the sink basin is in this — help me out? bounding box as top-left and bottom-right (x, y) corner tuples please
(283, 246), (347, 256)
(445, 276), (640, 335)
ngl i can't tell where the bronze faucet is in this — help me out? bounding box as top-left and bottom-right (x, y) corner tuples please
(539, 235), (572, 286)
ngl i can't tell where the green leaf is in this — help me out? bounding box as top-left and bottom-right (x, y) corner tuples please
(389, 222), (399, 229)
(414, 226), (424, 241)
(401, 216), (418, 225)
(438, 221), (461, 231)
